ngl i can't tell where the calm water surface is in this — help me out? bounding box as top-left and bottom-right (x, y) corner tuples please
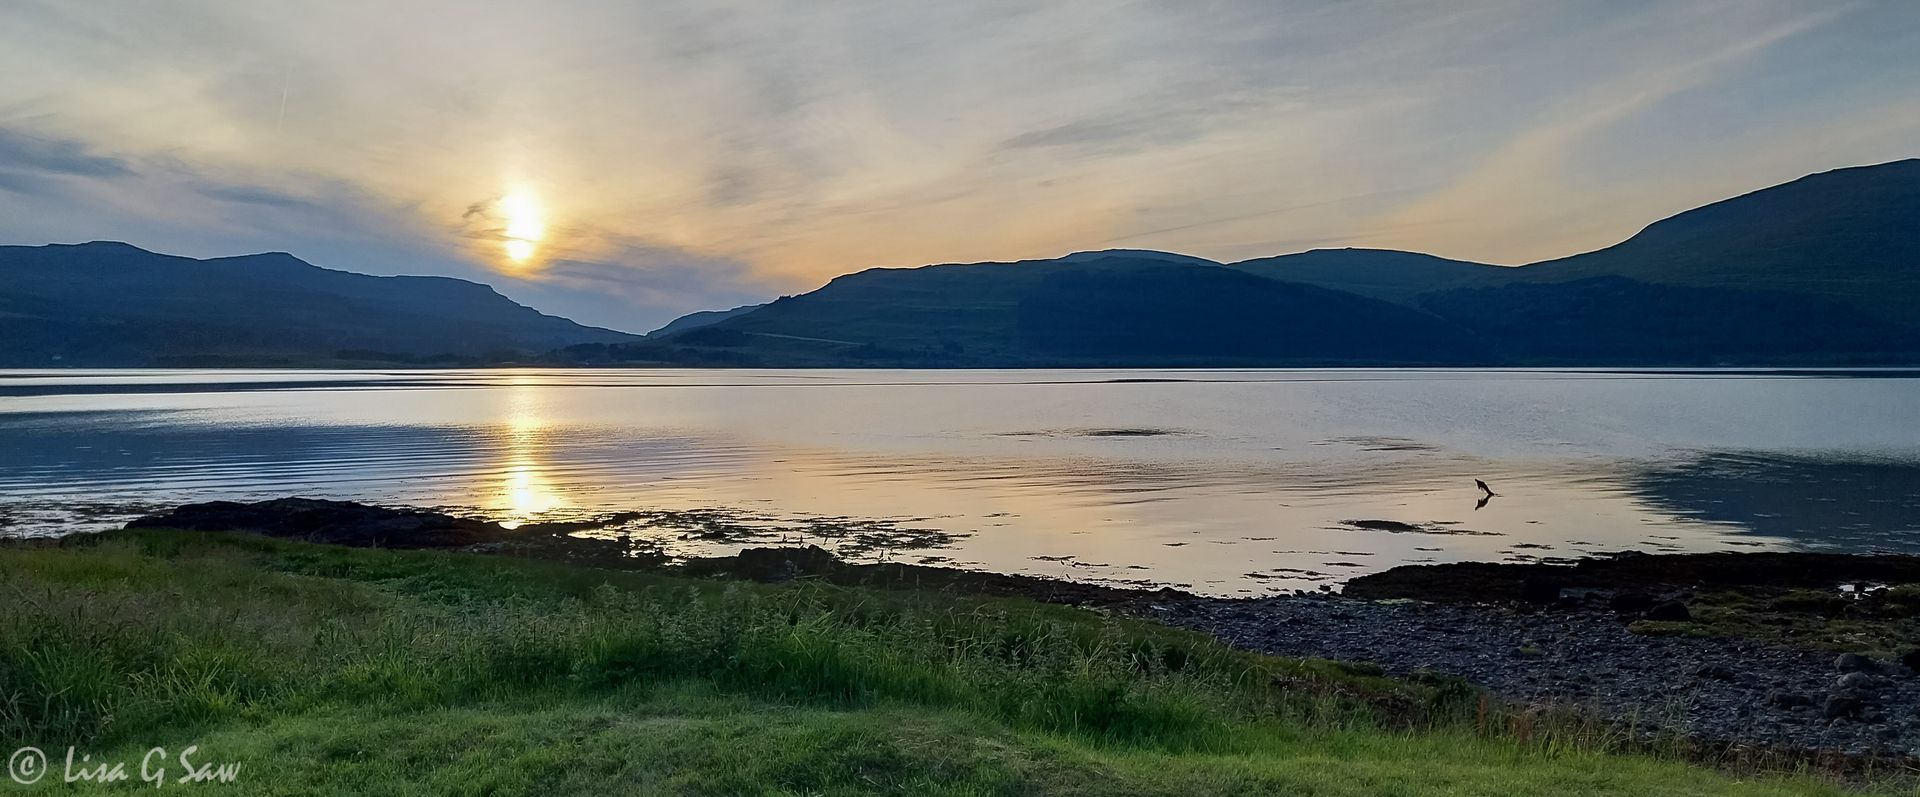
(3, 368), (1918, 595)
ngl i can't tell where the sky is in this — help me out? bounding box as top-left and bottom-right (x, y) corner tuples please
(1, 1), (1917, 332)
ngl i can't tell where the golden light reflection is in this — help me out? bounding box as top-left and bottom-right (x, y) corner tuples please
(492, 378), (564, 528)
(499, 189), (545, 264)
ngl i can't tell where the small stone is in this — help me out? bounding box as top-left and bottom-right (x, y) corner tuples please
(1823, 692), (1864, 720)
(1644, 601), (1691, 622)
(1608, 590), (1656, 614)
(1519, 578), (1562, 605)
(1835, 652), (1875, 673)
(1693, 664), (1737, 681)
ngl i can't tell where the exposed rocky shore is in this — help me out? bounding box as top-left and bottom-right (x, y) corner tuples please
(1155, 593), (1919, 761)
(124, 498), (1920, 767)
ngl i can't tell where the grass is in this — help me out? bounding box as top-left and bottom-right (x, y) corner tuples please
(1630, 587), (1920, 660)
(0, 531), (1897, 795)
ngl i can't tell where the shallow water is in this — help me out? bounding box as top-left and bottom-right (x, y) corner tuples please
(3, 368), (1918, 595)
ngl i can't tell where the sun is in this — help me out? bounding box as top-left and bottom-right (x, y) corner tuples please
(499, 190), (545, 263)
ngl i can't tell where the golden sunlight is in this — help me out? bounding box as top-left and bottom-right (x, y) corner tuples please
(499, 189), (545, 264)
(492, 379), (564, 527)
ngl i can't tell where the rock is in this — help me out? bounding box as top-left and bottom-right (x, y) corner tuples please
(1519, 577), (1562, 605)
(1823, 692), (1865, 720)
(1693, 664), (1737, 681)
(1608, 590), (1657, 614)
(1766, 689), (1813, 709)
(1834, 671), (1883, 691)
(1644, 601), (1692, 622)
(1834, 652), (1876, 673)
(1898, 647), (1920, 673)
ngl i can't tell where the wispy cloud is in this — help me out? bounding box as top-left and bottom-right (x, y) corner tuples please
(0, 127), (132, 178)
(1364, 3), (1865, 262)
(0, 0), (1916, 323)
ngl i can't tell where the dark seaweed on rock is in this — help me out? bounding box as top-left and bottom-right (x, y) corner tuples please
(998, 427), (1186, 438)
(590, 507), (969, 556)
(128, 498), (666, 567)
(130, 498), (969, 567)
(1340, 519), (1502, 536)
(1345, 551), (1920, 603)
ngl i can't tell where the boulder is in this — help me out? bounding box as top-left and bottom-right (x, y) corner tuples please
(1608, 590), (1657, 614)
(1519, 577), (1563, 605)
(1644, 601), (1692, 622)
(1823, 692), (1865, 720)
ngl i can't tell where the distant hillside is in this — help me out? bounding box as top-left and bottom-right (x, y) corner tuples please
(1521, 159), (1920, 327)
(711, 252), (1172, 361)
(630, 252), (1488, 366)
(634, 159), (1920, 367)
(1013, 265), (1486, 364)
(1232, 249), (1508, 304)
(0, 242), (635, 366)
(645, 303), (764, 338)
(1419, 276), (1912, 364)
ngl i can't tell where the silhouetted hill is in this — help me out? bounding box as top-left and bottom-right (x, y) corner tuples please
(645, 304), (764, 338)
(1056, 249), (1223, 268)
(640, 252), (1485, 366)
(1522, 159), (1920, 327)
(0, 242), (635, 366)
(712, 253), (1203, 362)
(640, 159), (1918, 367)
(1232, 248), (1507, 304)
(1419, 276), (1915, 364)
(1014, 266), (1486, 364)
(15, 159), (1918, 369)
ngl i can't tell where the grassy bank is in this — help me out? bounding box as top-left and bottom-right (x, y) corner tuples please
(0, 531), (1886, 795)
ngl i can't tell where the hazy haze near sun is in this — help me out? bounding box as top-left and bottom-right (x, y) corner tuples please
(2, 1), (1916, 331)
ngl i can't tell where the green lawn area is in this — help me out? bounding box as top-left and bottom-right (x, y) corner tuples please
(0, 531), (1890, 795)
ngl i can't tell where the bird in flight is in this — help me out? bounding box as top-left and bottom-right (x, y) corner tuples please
(1475, 479), (1496, 496)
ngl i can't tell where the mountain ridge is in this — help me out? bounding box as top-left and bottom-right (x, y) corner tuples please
(627, 158), (1919, 366)
(10, 158), (1919, 368)
(0, 241), (635, 366)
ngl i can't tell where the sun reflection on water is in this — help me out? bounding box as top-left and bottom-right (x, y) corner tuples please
(491, 378), (563, 528)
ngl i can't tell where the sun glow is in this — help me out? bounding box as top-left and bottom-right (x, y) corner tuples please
(492, 378), (564, 527)
(499, 190), (545, 264)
